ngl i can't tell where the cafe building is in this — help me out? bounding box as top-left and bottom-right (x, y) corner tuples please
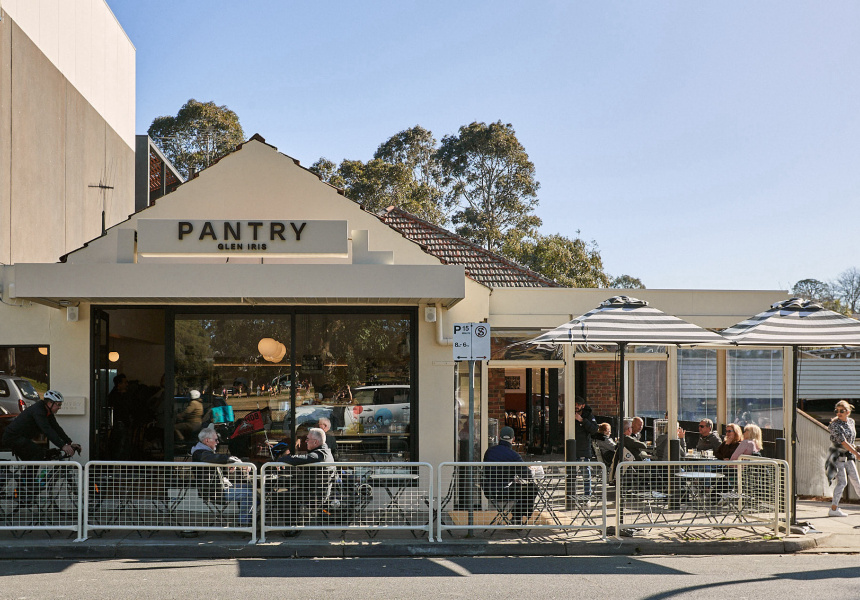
(0, 134), (792, 470)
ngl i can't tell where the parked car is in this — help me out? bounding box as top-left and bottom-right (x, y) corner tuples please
(344, 385), (410, 433)
(0, 374), (40, 415)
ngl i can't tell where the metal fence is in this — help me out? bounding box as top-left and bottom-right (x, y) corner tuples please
(0, 460), (83, 539)
(615, 458), (789, 537)
(436, 462), (608, 541)
(83, 461), (258, 542)
(259, 461), (433, 542)
(0, 458), (790, 543)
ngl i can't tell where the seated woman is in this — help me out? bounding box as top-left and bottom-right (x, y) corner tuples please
(730, 424), (763, 460)
(592, 422), (616, 465)
(715, 423), (742, 460)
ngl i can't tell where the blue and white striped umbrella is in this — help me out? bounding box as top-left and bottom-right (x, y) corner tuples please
(529, 296), (729, 346)
(719, 298), (860, 346)
(721, 297), (860, 525)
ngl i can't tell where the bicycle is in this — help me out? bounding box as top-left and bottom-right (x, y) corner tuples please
(0, 448), (82, 538)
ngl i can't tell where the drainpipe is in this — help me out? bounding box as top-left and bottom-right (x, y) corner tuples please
(435, 302), (452, 346)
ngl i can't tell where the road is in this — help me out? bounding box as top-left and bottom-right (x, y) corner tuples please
(1, 554), (858, 599)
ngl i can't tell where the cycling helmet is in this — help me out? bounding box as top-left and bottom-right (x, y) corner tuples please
(44, 390), (65, 404)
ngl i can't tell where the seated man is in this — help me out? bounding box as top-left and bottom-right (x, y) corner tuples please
(482, 426), (538, 525)
(696, 419), (722, 453)
(622, 419), (649, 461)
(630, 417), (645, 441)
(275, 427), (335, 527)
(190, 426), (255, 526)
(317, 417), (338, 459)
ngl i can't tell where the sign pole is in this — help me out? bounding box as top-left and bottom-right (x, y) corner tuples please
(468, 358), (475, 533)
(452, 322), (491, 537)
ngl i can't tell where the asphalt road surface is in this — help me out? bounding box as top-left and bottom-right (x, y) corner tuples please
(1, 554), (858, 600)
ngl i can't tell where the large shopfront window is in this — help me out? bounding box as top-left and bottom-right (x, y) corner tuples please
(172, 309), (415, 462)
(677, 349), (717, 422)
(728, 349), (783, 430)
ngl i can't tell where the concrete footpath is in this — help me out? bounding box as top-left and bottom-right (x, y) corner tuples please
(1, 500), (857, 560)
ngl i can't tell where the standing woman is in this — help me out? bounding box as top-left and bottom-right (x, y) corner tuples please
(826, 400), (860, 517)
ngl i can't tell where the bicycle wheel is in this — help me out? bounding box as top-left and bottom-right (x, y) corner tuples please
(41, 466), (80, 527)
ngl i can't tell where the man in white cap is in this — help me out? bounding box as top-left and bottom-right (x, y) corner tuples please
(482, 426), (538, 525)
(174, 389), (204, 440)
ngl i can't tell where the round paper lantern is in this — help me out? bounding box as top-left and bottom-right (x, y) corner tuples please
(258, 337), (278, 358)
(108, 351), (120, 363)
(272, 343), (287, 363)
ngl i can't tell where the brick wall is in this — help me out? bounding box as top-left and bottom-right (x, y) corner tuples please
(488, 367), (506, 427)
(586, 361), (620, 416)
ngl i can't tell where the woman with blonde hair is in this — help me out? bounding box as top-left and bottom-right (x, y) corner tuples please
(715, 423), (742, 460)
(825, 400), (860, 517)
(730, 423), (763, 460)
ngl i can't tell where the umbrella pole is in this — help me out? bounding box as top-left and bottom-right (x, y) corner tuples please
(791, 344), (798, 526)
(616, 342), (627, 524)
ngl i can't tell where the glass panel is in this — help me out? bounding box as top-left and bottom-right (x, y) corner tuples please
(728, 349), (783, 429)
(0, 346), (49, 413)
(173, 311), (413, 462)
(491, 330), (562, 360)
(296, 313), (412, 462)
(455, 361), (482, 461)
(174, 314), (293, 460)
(633, 360), (666, 419)
(678, 349), (717, 422)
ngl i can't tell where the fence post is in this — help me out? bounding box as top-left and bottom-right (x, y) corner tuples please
(565, 439), (577, 509)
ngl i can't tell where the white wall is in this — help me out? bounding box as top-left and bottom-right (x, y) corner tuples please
(0, 300), (92, 461)
(2, 0), (135, 149)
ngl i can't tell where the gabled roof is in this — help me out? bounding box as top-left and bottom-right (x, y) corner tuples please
(379, 206), (561, 288)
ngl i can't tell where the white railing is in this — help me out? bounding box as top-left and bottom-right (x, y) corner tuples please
(0, 458), (791, 543)
(436, 461), (608, 541)
(614, 458), (788, 538)
(0, 460), (83, 540)
(259, 461), (433, 542)
(83, 461), (258, 542)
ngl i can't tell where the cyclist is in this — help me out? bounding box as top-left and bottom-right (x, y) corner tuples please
(2, 390), (81, 460)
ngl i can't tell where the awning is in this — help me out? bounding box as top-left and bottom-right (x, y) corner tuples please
(4, 263), (466, 308)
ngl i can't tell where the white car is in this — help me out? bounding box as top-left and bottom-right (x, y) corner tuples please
(343, 385), (410, 433)
(0, 374), (40, 415)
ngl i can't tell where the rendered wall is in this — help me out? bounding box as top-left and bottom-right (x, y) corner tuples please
(0, 301), (91, 461)
(0, 7), (135, 266)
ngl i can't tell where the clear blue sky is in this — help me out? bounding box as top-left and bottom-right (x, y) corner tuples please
(108, 0), (860, 291)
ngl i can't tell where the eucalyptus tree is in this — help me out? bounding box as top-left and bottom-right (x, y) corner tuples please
(436, 121), (541, 252)
(148, 99), (245, 179)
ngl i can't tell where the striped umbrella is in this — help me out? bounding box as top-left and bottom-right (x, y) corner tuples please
(531, 295), (730, 346)
(530, 296), (729, 467)
(720, 297), (860, 523)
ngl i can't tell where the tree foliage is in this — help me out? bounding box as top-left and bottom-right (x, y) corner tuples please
(311, 120), (639, 289)
(790, 278), (846, 313)
(502, 232), (610, 288)
(610, 274), (646, 289)
(148, 99), (245, 179)
(436, 121), (541, 252)
(834, 267), (860, 314)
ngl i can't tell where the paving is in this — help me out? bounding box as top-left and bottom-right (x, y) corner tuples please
(0, 500), (857, 559)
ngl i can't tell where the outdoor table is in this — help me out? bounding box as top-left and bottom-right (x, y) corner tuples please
(368, 472), (420, 533)
(528, 471), (565, 527)
(674, 471), (725, 523)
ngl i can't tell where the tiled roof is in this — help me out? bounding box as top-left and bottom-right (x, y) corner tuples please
(379, 207), (561, 288)
(149, 149), (181, 193)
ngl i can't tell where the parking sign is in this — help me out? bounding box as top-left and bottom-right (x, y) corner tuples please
(453, 322), (491, 361)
